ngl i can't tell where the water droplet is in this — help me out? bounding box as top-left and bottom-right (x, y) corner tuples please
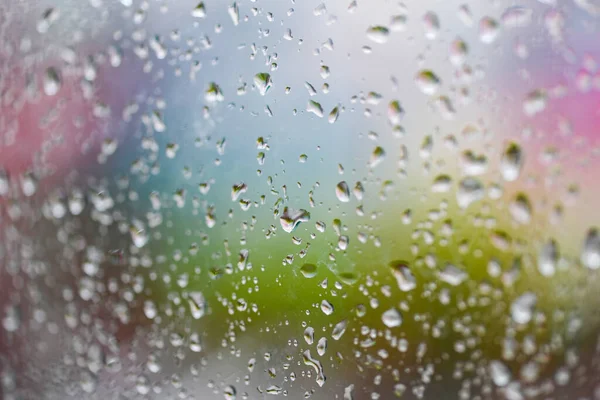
(511, 292), (536, 324)
(43, 67), (61, 96)
(37, 8), (60, 34)
(438, 264), (468, 286)
(523, 90), (547, 116)
(449, 38), (468, 66)
(501, 6), (532, 28)
(332, 319), (348, 340)
(415, 70), (441, 95)
(501, 142), (523, 182)
(581, 228), (600, 270)
(280, 207), (310, 233)
(304, 81), (317, 96)
(387, 100), (404, 125)
(460, 150), (488, 175)
(381, 308), (403, 328)
(479, 17), (500, 43)
(307, 100), (324, 117)
(456, 178), (484, 209)
(228, 2), (239, 26)
(191, 2), (206, 18)
(304, 327), (315, 344)
(369, 146), (386, 168)
(337, 235), (349, 251)
(188, 291), (206, 319)
(509, 193), (532, 224)
(130, 224), (149, 248)
(254, 73), (272, 96)
(317, 337), (327, 356)
(489, 360), (511, 387)
(538, 239), (558, 277)
(321, 300), (334, 315)
(336, 181), (350, 202)
(390, 14), (407, 31)
(366, 26), (390, 43)
(205, 82), (224, 102)
(302, 350), (326, 387)
(432, 174), (452, 193)
(423, 11), (440, 39)
(328, 106), (340, 123)
(224, 385), (237, 400)
(390, 261), (417, 291)
(231, 183), (248, 201)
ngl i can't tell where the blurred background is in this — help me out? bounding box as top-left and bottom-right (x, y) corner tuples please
(1, 0), (600, 399)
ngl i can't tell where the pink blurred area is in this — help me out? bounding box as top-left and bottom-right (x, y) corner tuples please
(0, 68), (103, 196)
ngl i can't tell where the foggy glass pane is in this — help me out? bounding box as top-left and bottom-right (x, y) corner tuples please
(1, 1), (600, 399)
